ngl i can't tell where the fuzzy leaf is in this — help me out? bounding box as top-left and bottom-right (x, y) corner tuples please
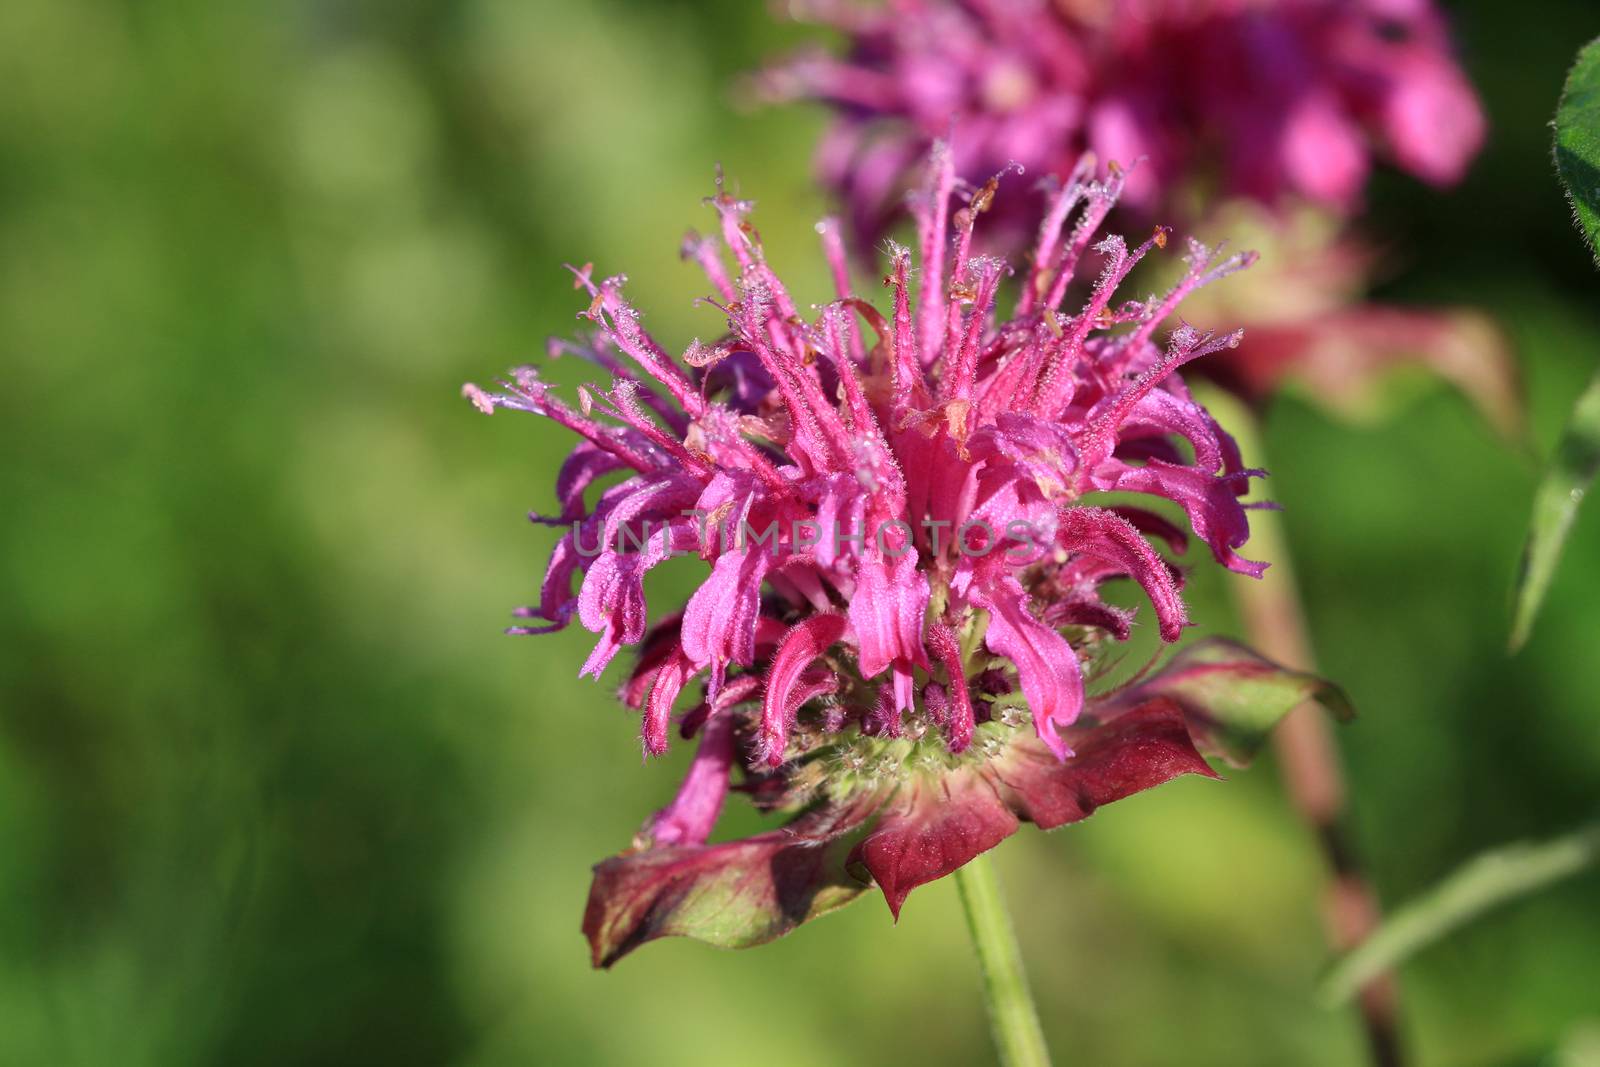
(1510, 367), (1600, 650)
(1103, 638), (1353, 766)
(1556, 37), (1600, 265)
(582, 798), (877, 968)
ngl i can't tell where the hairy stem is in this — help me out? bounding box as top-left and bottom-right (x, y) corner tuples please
(955, 853), (1053, 1067)
(1217, 396), (1404, 1067)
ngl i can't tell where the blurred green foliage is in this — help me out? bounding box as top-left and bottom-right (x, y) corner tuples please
(1515, 37), (1600, 651)
(2, 1), (1599, 1064)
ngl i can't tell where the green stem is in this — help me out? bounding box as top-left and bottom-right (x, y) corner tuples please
(955, 853), (1052, 1067)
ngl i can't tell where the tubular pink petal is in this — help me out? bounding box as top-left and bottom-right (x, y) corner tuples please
(1020, 153), (1098, 317)
(1074, 325), (1248, 475)
(681, 230), (736, 304)
(588, 285), (705, 418)
(886, 248), (929, 419)
(1108, 506), (1189, 555)
(925, 622), (976, 752)
(913, 140), (956, 368)
(645, 710), (737, 846)
(850, 545), (931, 680)
(643, 649), (698, 758)
(760, 614), (849, 765)
(621, 614), (685, 711)
(1112, 461), (1268, 578)
(971, 576), (1085, 760)
(551, 443), (629, 523)
(681, 545), (772, 697)
(1057, 507), (1187, 642)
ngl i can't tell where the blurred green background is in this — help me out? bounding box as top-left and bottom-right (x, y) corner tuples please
(3, 1), (1600, 1064)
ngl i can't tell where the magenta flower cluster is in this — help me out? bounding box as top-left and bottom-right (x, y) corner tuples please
(467, 148), (1259, 770)
(460, 147), (1358, 964)
(766, 0), (1485, 244)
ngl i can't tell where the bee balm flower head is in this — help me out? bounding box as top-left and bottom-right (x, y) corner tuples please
(466, 146), (1347, 966)
(763, 0), (1485, 248)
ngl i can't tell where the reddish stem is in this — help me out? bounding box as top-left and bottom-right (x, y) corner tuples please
(1225, 406), (1403, 1067)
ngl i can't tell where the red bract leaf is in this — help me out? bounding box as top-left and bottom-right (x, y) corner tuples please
(1102, 637), (1354, 766)
(585, 638), (1352, 959)
(848, 699), (1217, 918)
(992, 698), (1219, 831)
(851, 771), (1019, 919)
(582, 796), (879, 968)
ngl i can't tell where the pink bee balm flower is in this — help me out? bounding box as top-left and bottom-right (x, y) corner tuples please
(466, 147), (1347, 966)
(763, 0), (1486, 247)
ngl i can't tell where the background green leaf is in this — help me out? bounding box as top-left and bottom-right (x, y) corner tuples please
(1511, 368), (1600, 649)
(1319, 822), (1600, 1007)
(1509, 38), (1600, 650)
(1556, 37), (1600, 264)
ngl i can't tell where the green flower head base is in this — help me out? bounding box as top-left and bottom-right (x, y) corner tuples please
(583, 637), (1348, 967)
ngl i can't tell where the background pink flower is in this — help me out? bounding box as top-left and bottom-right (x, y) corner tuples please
(765, 0), (1485, 247)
